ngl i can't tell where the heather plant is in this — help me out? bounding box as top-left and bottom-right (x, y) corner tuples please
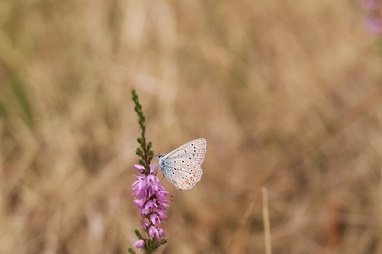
(362, 0), (382, 34)
(128, 90), (168, 254)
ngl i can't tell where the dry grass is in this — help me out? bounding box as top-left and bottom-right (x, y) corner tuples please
(1, 0), (382, 253)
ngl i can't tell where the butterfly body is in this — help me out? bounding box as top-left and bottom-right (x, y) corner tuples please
(158, 138), (207, 191)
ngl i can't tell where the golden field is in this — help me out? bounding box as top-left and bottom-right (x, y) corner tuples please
(0, 0), (381, 253)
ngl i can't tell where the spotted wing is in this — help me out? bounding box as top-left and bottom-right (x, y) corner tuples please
(160, 138), (207, 190)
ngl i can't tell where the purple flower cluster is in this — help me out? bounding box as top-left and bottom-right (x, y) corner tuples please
(132, 164), (169, 250)
(362, 0), (382, 34)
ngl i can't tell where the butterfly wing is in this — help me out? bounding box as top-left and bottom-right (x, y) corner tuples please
(159, 138), (207, 190)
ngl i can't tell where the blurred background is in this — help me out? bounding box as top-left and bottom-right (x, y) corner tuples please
(1, 0), (382, 253)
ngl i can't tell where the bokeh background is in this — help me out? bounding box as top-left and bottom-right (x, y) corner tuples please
(1, 0), (382, 253)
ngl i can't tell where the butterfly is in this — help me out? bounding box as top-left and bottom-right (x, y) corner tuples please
(158, 138), (207, 191)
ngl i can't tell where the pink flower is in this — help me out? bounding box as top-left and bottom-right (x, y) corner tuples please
(131, 164), (169, 244)
(142, 220), (150, 230)
(157, 210), (168, 221)
(157, 227), (165, 238)
(362, 0), (378, 10)
(148, 226), (160, 240)
(134, 164), (145, 173)
(366, 17), (382, 33)
(150, 213), (160, 225)
(133, 239), (145, 249)
(362, 0), (382, 34)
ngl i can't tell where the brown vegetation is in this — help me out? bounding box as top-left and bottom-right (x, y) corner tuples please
(0, 0), (381, 253)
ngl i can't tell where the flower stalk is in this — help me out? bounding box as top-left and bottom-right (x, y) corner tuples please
(129, 90), (168, 254)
